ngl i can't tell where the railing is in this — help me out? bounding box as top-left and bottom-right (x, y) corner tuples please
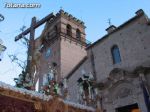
(43, 31), (92, 47)
(60, 32), (92, 47)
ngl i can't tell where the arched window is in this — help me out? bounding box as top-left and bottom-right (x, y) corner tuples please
(76, 29), (81, 39)
(111, 45), (121, 64)
(66, 24), (72, 36)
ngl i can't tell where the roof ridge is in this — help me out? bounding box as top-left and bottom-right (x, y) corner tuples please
(66, 56), (88, 79)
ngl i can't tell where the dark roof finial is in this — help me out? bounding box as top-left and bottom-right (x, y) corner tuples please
(135, 9), (144, 16)
(59, 6), (64, 13)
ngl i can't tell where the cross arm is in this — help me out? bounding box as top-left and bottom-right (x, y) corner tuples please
(15, 13), (55, 41)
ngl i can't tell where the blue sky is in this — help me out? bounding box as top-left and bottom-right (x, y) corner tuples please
(0, 0), (150, 85)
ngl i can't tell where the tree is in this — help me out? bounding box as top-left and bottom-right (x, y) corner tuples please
(0, 14), (4, 22)
(8, 26), (34, 90)
(0, 13), (6, 61)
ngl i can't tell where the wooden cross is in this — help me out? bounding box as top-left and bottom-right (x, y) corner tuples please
(15, 13), (54, 79)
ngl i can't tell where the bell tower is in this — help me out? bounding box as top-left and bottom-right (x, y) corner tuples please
(35, 10), (88, 88)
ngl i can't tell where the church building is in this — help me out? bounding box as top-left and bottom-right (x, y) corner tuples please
(33, 9), (88, 88)
(15, 9), (150, 112)
(66, 9), (150, 112)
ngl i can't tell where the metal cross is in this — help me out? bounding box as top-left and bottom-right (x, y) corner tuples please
(108, 18), (112, 26)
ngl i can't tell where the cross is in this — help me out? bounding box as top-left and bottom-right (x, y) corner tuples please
(108, 18), (112, 26)
(15, 13), (54, 79)
(60, 6), (63, 10)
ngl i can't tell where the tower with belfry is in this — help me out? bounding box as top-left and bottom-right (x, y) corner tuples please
(33, 10), (89, 90)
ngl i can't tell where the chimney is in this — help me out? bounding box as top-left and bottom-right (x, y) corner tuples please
(106, 25), (116, 34)
(135, 9), (144, 16)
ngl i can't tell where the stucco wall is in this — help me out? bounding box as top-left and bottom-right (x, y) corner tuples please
(60, 38), (87, 78)
(60, 13), (87, 78)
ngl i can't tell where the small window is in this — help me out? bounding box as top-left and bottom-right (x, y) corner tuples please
(76, 29), (81, 39)
(66, 24), (72, 36)
(111, 45), (121, 64)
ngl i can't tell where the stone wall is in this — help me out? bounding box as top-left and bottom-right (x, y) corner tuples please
(67, 10), (150, 112)
(86, 12), (150, 82)
(67, 58), (92, 103)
